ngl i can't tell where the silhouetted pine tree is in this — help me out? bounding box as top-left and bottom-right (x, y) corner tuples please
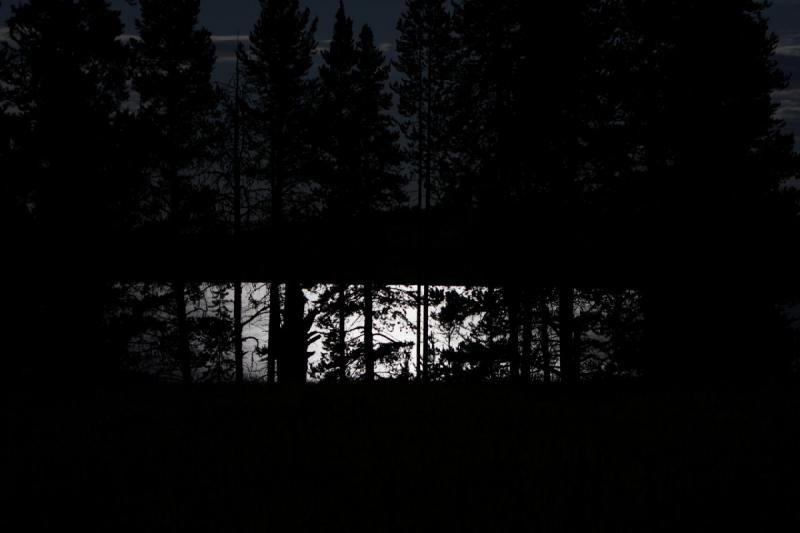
(311, 284), (359, 381)
(1, 2), (22, 227)
(317, 1), (358, 212)
(614, 0), (798, 379)
(394, 0), (456, 381)
(214, 53), (274, 384)
(450, 0), (532, 381)
(232, 55), (245, 384)
(239, 0), (318, 383)
(354, 24), (405, 380)
(315, 2), (358, 378)
(131, 0), (218, 384)
(2, 0), (130, 381)
(537, 291), (553, 383)
(2, 0), (130, 232)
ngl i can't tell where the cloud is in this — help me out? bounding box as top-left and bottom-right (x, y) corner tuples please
(211, 35), (250, 43)
(776, 44), (800, 57)
(313, 39), (332, 55)
(217, 54), (238, 64)
(774, 88), (800, 99)
(379, 42), (394, 53)
(114, 34), (249, 44)
(776, 104), (800, 119)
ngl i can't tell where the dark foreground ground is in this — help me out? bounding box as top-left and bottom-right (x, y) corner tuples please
(6, 380), (800, 531)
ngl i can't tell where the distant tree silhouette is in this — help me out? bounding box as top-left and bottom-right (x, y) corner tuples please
(131, 0), (218, 384)
(239, 0), (318, 383)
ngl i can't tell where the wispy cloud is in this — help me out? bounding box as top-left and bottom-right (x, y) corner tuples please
(211, 35), (250, 43)
(114, 34), (250, 44)
(774, 88), (800, 99)
(776, 43), (800, 57)
(217, 54), (238, 64)
(776, 104), (800, 120)
(313, 39), (333, 54)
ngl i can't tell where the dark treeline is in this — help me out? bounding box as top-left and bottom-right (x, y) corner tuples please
(4, 0), (799, 385)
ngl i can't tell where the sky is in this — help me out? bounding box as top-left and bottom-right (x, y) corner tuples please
(3, 0), (800, 139)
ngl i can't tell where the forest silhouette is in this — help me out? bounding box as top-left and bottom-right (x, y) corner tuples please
(4, 0), (798, 385)
(4, 0), (800, 530)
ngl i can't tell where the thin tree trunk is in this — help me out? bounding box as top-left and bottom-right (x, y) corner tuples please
(507, 287), (520, 382)
(167, 152), (190, 385)
(486, 286), (496, 380)
(267, 125), (284, 383)
(559, 286), (577, 383)
(539, 296), (551, 383)
(415, 285), (422, 379)
(416, 45), (425, 383)
(364, 283), (374, 381)
(422, 283), (430, 382)
(521, 289), (532, 382)
(267, 282), (280, 384)
(234, 282), (243, 384)
(233, 53), (244, 385)
(422, 46), (432, 384)
(282, 281), (305, 383)
(174, 280), (192, 384)
(338, 284), (347, 381)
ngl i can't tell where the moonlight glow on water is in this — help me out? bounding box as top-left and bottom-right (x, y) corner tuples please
(112, 283), (657, 382)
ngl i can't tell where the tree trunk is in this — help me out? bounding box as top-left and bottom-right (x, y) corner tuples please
(521, 289), (532, 382)
(338, 284), (347, 381)
(539, 296), (551, 383)
(233, 56), (244, 384)
(416, 46), (425, 384)
(415, 285), (421, 379)
(267, 282), (281, 384)
(174, 279), (192, 384)
(282, 281), (306, 383)
(507, 286), (520, 382)
(234, 282), (243, 384)
(422, 283), (430, 382)
(559, 286), (577, 383)
(485, 286), (496, 380)
(364, 283), (374, 381)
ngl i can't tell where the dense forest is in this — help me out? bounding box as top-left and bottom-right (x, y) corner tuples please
(4, 0), (799, 385)
(6, 2), (800, 531)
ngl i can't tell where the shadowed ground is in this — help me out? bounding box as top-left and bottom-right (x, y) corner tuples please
(7, 381), (800, 531)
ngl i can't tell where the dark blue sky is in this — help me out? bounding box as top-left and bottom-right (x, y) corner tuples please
(2, 0), (800, 137)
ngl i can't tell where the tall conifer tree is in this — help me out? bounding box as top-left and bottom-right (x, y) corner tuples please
(131, 0), (218, 384)
(2, 0), (129, 380)
(317, 2), (357, 379)
(239, 0), (318, 383)
(394, 0), (455, 381)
